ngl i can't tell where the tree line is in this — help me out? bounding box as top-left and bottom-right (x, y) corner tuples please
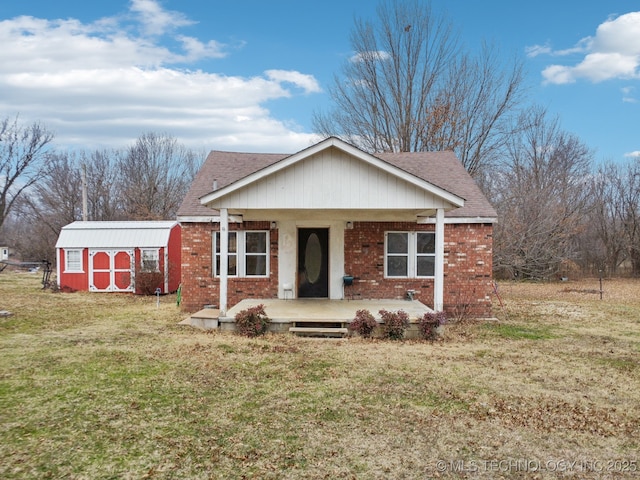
(0, 123), (200, 262)
(2, 0), (639, 279)
(314, 0), (640, 279)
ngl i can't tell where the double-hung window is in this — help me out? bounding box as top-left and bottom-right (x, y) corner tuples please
(214, 231), (268, 277)
(65, 249), (83, 272)
(385, 232), (435, 278)
(141, 249), (159, 272)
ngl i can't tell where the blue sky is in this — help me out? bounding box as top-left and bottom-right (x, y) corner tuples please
(0, 0), (638, 163)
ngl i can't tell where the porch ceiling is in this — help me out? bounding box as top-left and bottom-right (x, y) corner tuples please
(230, 208), (438, 222)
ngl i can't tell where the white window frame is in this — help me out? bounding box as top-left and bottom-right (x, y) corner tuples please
(64, 249), (84, 273)
(140, 248), (160, 272)
(213, 230), (269, 278)
(384, 231), (436, 278)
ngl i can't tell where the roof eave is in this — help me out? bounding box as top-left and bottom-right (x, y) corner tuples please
(199, 137), (465, 209)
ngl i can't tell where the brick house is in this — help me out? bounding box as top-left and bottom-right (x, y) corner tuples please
(177, 137), (496, 318)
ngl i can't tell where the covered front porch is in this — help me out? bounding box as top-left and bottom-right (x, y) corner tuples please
(185, 297), (433, 338)
(198, 140), (465, 317)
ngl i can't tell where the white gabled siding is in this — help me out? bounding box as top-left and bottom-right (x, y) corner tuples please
(211, 149), (451, 211)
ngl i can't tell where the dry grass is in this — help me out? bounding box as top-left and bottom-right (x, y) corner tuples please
(1, 272), (639, 479)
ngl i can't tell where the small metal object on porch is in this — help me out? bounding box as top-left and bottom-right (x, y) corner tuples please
(343, 275), (355, 300)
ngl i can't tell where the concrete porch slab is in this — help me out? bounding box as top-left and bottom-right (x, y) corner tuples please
(223, 298), (433, 323)
(181, 299), (434, 335)
(182, 307), (220, 330)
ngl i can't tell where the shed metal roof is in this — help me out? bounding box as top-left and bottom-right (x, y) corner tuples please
(55, 221), (178, 249)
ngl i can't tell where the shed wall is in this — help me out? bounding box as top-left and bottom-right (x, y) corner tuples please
(57, 248), (90, 291)
(56, 224), (181, 294)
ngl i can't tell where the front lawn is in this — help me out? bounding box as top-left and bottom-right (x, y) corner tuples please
(1, 272), (638, 478)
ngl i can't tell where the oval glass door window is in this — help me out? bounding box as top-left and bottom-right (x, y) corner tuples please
(305, 233), (322, 284)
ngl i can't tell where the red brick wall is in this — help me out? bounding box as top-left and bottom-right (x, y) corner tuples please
(180, 221), (278, 312)
(443, 223), (493, 318)
(181, 220), (493, 318)
(344, 221), (493, 318)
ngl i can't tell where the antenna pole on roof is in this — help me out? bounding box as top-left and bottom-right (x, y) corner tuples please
(82, 163), (88, 221)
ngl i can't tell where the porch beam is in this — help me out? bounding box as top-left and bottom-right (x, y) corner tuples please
(434, 208), (444, 311)
(219, 208), (228, 315)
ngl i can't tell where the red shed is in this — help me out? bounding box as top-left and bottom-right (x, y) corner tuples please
(55, 221), (181, 294)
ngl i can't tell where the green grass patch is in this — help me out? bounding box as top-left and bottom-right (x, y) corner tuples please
(482, 322), (557, 340)
(597, 356), (638, 373)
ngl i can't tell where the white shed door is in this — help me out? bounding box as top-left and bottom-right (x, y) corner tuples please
(89, 249), (134, 292)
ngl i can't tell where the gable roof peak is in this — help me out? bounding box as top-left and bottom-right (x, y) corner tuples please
(177, 137), (496, 220)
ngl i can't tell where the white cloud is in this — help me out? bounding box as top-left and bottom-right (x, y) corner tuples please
(624, 151), (640, 158)
(176, 35), (228, 62)
(350, 50), (391, 63)
(0, 0), (321, 153)
(128, 0), (193, 36)
(526, 38), (592, 59)
(264, 70), (322, 94)
(622, 86), (637, 103)
(525, 44), (552, 58)
(531, 11), (640, 85)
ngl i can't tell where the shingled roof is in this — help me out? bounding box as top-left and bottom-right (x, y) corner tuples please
(178, 151), (287, 219)
(375, 151), (496, 218)
(177, 139), (496, 220)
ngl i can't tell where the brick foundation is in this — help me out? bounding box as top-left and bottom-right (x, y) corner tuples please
(180, 220), (493, 318)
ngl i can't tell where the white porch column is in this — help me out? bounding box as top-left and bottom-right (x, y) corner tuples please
(434, 208), (445, 311)
(219, 208), (228, 315)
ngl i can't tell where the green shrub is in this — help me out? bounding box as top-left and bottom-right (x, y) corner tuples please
(418, 311), (447, 341)
(348, 309), (378, 338)
(379, 309), (409, 340)
(234, 304), (270, 337)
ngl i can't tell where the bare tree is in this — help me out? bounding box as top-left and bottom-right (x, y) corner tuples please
(0, 116), (54, 230)
(9, 148), (125, 261)
(3, 132), (200, 261)
(10, 152), (83, 262)
(30, 152), (83, 231)
(118, 132), (199, 220)
(4, 199), (58, 263)
(84, 149), (125, 221)
(492, 107), (593, 280)
(601, 160), (640, 276)
(578, 162), (629, 275)
(313, 0), (525, 175)
(441, 45), (525, 174)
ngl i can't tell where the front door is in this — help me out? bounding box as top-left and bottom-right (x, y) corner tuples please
(297, 228), (329, 298)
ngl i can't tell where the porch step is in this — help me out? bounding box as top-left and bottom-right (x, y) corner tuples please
(184, 308), (220, 330)
(289, 327), (349, 336)
(288, 319), (349, 337)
